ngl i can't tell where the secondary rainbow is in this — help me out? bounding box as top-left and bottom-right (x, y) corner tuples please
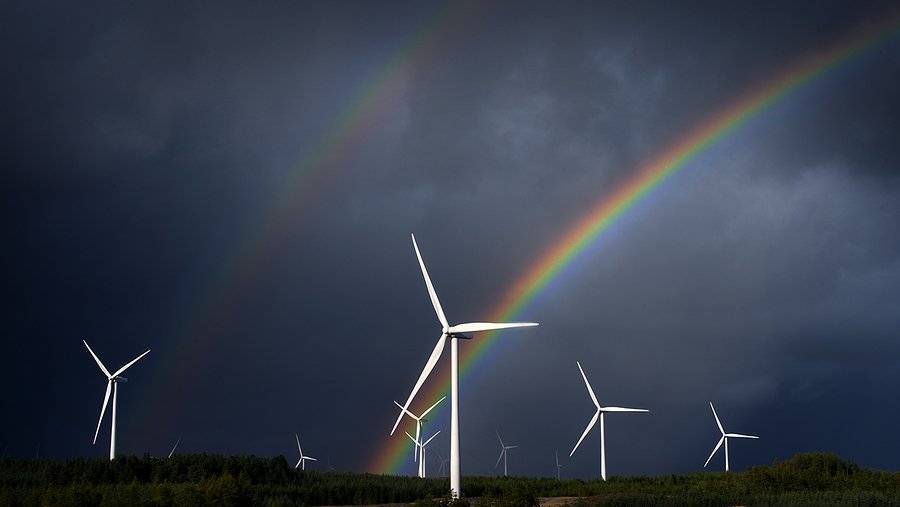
(369, 13), (900, 474)
(141, 1), (486, 427)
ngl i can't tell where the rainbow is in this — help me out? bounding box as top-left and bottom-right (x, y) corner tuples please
(368, 14), (900, 474)
(143, 1), (487, 426)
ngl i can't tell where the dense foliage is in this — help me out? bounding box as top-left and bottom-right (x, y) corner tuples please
(0, 452), (897, 506)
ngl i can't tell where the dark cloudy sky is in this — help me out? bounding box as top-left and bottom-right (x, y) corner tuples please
(3, 0), (900, 479)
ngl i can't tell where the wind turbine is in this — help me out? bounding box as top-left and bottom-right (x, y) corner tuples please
(83, 340), (150, 461)
(167, 437), (181, 458)
(494, 431), (518, 477)
(394, 396), (445, 468)
(569, 361), (648, 480)
(555, 450), (562, 480)
(436, 450), (450, 477)
(294, 434), (317, 471)
(390, 234), (538, 498)
(704, 402), (759, 472)
(405, 430), (441, 478)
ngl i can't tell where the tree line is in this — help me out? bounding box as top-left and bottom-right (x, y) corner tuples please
(0, 452), (897, 505)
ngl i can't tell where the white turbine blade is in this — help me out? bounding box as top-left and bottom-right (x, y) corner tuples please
(390, 333), (447, 435)
(168, 437), (181, 458)
(601, 407), (649, 413)
(709, 402), (724, 435)
(295, 434), (302, 454)
(405, 431), (419, 446)
(423, 430), (441, 447)
(495, 448), (505, 468)
(111, 349), (150, 378)
(725, 433), (759, 439)
(304, 456), (317, 461)
(294, 459), (302, 469)
(495, 430), (504, 447)
(411, 234), (448, 329)
(704, 436), (725, 468)
(576, 361), (600, 409)
(419, 396), (446, 419)
(448, 322), (539, 334)
(506, 445), (518, 449)
(556, 451), (560, 467)
(92, 380), (112, 444)
(83, 340), (111, 378)
(393, 400), (420, 421)
(570, 410), (599, 457)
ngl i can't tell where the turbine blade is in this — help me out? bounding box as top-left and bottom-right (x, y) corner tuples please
(495, 430), (504, 447)
(83, 340), (111, 378)
(393, 401), (419, 421)
(111, 349), (150, 378)
(92, 380), (112, 444)
(419, 396), (446, 419)
(725, 433), (759, 439)
(704, 436), (725, 467)
(570, 410), (599, 457)
(405, 431), (419, 446)
(576, 361), (600, 409)
(295, 434), (302, 455)
(411, 234), (448, 329)
(556, 451), (560, 467)
(168, 437), (181, 458)
(448, 322), (539, 334)
(495, 448), (505, 468)
(601, 407), (649, 413)
(506, 445), (518, 449)
(710, 402), (724, 435)
(304, 457), (317, 461)
(295, 459), (301, 469)
(423, 430), (441, 447)
(390, 333), (447, 435)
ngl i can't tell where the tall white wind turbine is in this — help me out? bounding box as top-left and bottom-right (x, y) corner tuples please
(704, 402), (758, 472)
(569, 361), (648, 480)
(555, 450), (562, 480)
(83, 340), (150, 461)
(436, 450), (450, 476)
(390, 234), (538, 498)
(405, 430), (441, 478)
(494, 431), (518, 477)
(394, 396), (445, 469)
(294, 434), (317, 471)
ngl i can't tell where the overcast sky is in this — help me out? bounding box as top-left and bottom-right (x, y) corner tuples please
(3, 0), (900, 479)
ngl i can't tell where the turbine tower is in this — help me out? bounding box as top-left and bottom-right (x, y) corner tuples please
(394, 396), (445, 470)
(294, 434), (317, 470)
(83, 340), (150, 461)
(390, 234), (538, 498)
(569, 361), (648, 480)
(494, 431), (518, 477)
(555, 450), (562, 480)
(704, 402), (759, 472)
(405, 430), (441, 478)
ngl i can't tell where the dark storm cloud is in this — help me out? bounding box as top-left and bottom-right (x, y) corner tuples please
(2, 0), (899, 479)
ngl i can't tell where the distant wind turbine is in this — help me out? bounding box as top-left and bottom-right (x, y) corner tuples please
(390, 234), (538, 498)
(405, 430), (441, 478)
(168, 437), (181, 458)
(569, 361), (648, 480)
(394, 396), (445, 470)
(555, 450), (562, 480)
(704, 402), (759, 472)
(83, 340), (151, 461)
(294, 434), (317, 471)
(436, 450), (450, 477)
(494, 431), (518, 477)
